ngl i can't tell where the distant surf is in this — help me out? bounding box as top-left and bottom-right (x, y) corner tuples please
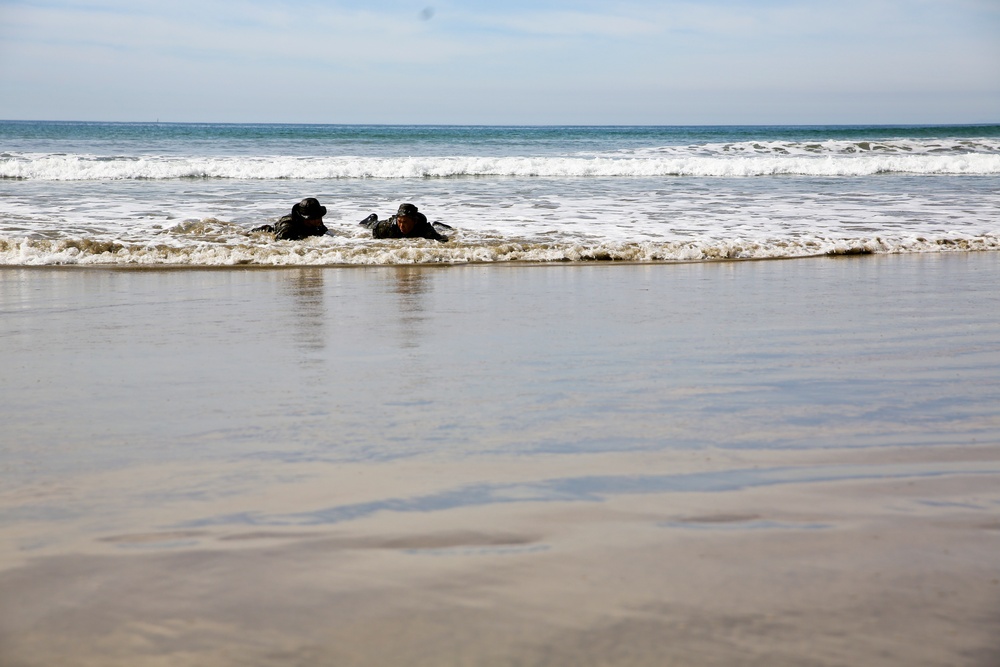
(4, 137), (1000, 181)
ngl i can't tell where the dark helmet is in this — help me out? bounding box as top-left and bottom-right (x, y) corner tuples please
(293, 197), (327, 219)
(396, 203), (426, 225)
(396, 203), (419, 217)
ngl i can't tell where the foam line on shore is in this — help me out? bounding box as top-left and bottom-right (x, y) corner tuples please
(2, 233), (998, 266)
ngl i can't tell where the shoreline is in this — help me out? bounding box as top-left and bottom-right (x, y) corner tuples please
(3, 245), (999, 271)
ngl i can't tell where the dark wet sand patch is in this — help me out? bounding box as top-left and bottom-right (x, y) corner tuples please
(100, 531), (210, 544)
(675, 513), (761, 524)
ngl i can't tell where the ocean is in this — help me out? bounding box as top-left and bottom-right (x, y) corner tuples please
(2, 121), (999, 265)
(2, 121), (1000, 666)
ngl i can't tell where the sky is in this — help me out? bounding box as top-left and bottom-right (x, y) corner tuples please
(0, 0), (998, 125)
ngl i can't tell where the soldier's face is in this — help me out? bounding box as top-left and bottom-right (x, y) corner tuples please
(397, 215), (415, 235)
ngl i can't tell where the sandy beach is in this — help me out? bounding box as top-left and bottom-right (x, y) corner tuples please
(1, 253), (999, 666)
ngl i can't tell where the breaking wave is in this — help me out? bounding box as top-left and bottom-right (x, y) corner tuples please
(3, 147), (1000, 181)
(3, 233), (998, 267)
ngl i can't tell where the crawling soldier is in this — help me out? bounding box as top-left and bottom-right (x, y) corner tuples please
(359, 203), (449, 242)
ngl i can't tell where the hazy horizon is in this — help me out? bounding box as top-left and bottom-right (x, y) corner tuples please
(3, 119), (1000, 127)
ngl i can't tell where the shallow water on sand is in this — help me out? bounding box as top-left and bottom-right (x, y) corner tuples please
(3, 254), (999, 474)
(1, 253), (999, 666)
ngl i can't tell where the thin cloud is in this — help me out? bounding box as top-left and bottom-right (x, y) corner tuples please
(1, 0), (997, 123)
(473, 10), (661, 38)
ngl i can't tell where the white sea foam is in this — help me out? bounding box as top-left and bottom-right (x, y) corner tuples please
(3, 233), (998, 266)
(639, 138), (1000, 157)
(4, 151), (1000, 181)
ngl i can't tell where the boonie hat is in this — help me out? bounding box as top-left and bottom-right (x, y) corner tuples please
(294, 197), (327, 219)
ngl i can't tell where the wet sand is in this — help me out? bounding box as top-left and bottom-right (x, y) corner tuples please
(1, 254), (999, 666)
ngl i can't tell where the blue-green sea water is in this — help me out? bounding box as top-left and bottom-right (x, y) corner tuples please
(2, 121), (998, 265)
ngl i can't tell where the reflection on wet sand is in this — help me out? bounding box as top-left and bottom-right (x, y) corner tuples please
(2, 448), (998, 667)
(282, 267), (327, 351)
(386, 266), (430, 350)
(171, 459), (1000, 529)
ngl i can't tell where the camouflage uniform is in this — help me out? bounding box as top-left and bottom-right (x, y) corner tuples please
(256, 215), (328, 240)
(252, 197), (328, 240)
(360, 204), (449, 242)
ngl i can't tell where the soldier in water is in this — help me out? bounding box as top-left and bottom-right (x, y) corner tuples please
(359, 203), (449, 242)
(253, 197), (328, 240)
